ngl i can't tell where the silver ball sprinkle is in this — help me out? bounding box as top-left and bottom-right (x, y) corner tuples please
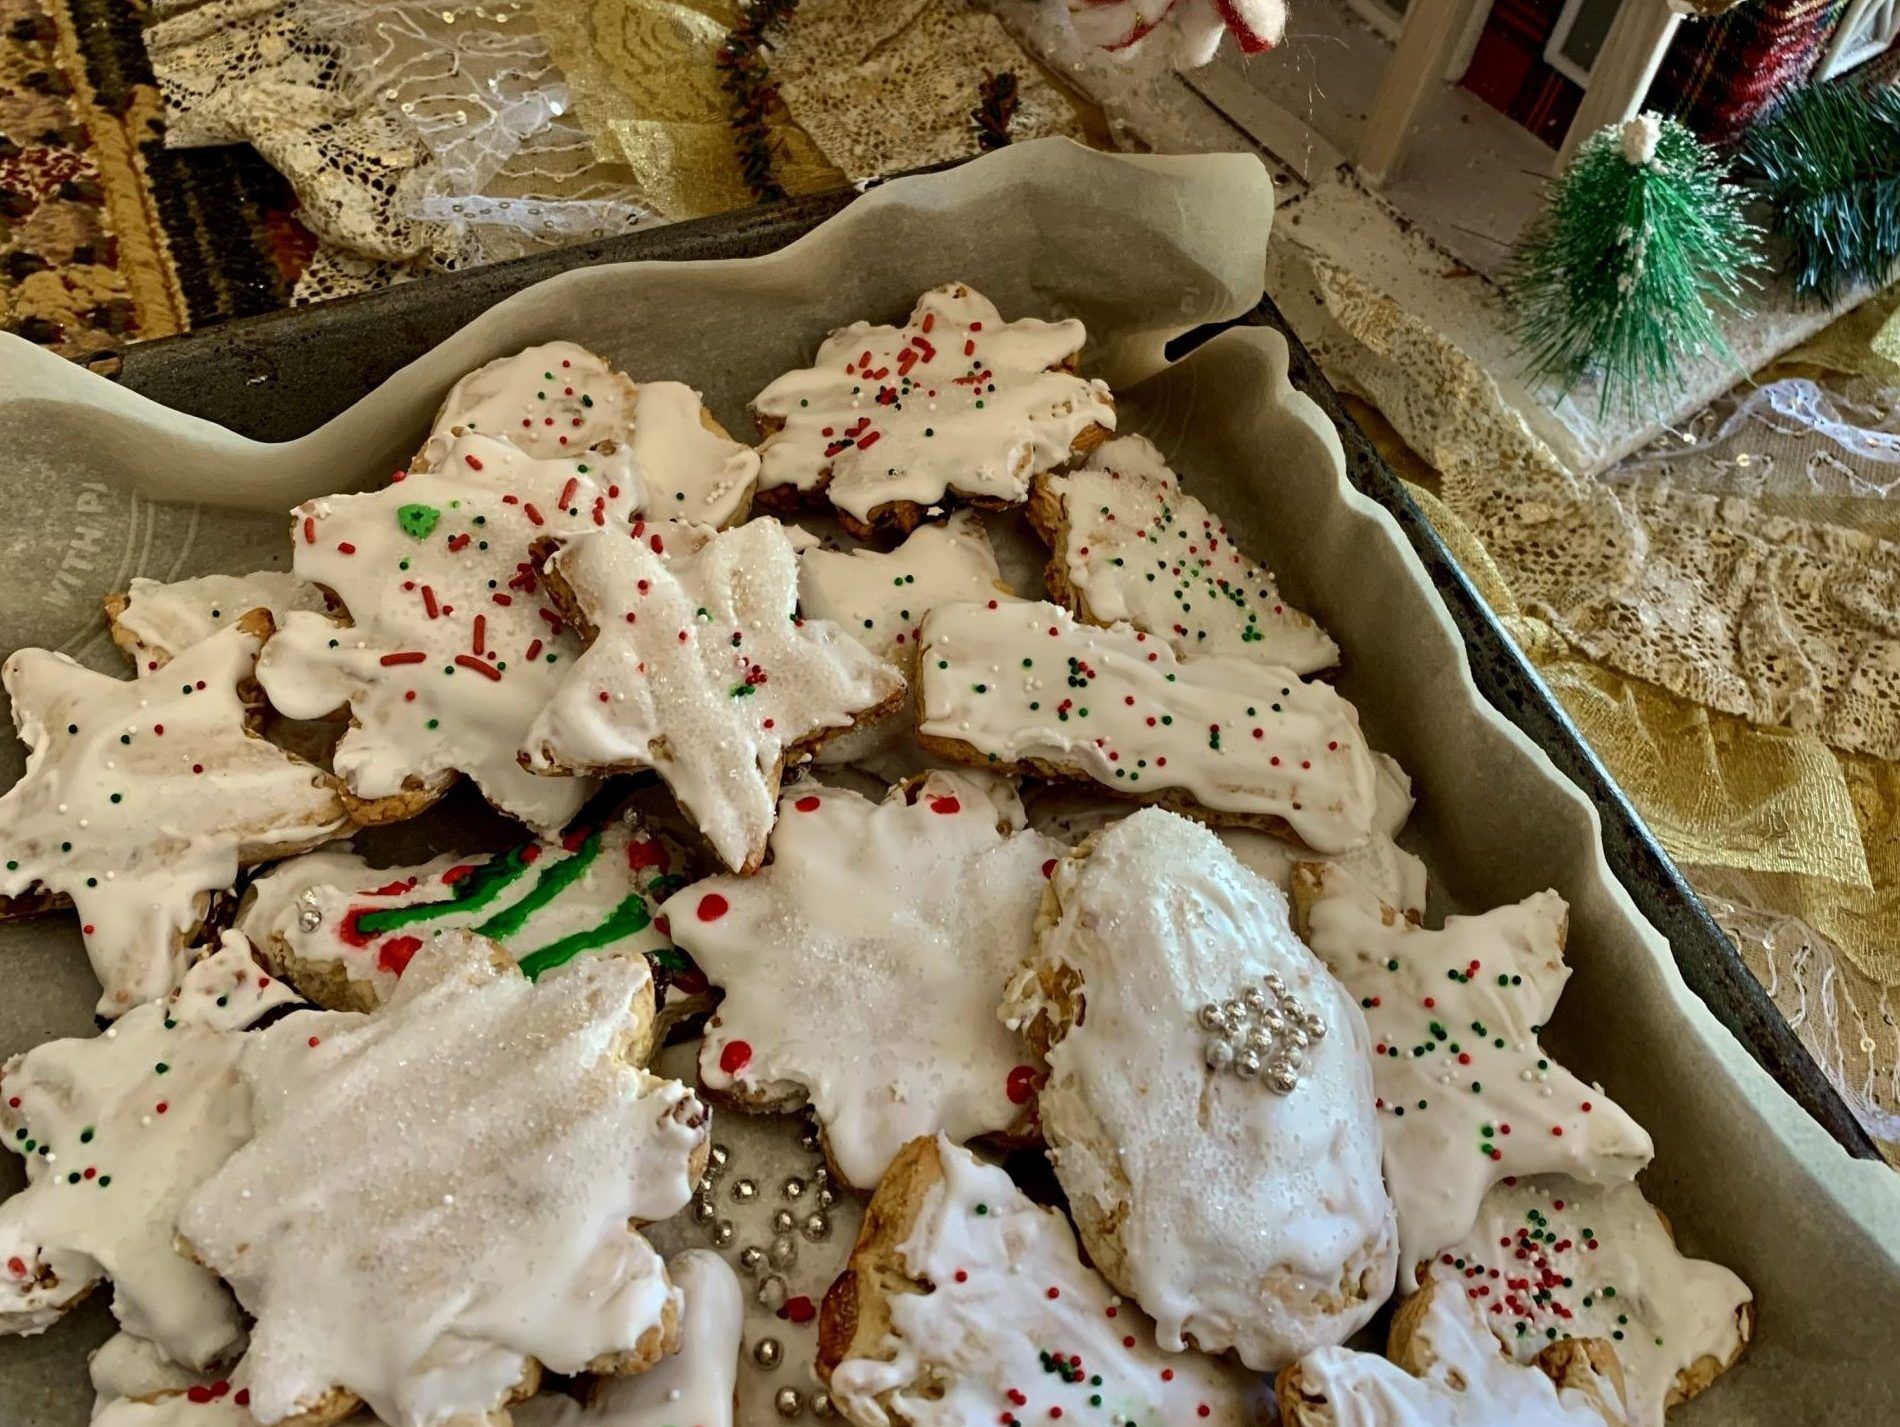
(1243, 986), (1268, 1011)
(775, 1387), (804, 1417)
(811, 1390), (836, 1418)
(711, 1219), (736, 1248)
(769, 1233), (798, 1268)
(732, 1178), (759, 1203)
(696, 1173), (716, 1196)
(801, 1211), (831, 1242)
(1234, 1050), (1262, 1080)
(797, 1126), (821, 1152)
(1197, 1002), (1225, 1031)
(1304, 1012), (1327, 1040)
(772, 1207), (796, 1234)
(1204, 1038), (1234, 1071)
(816, 1187), (837, 1210)
(754, 1337), (783, 1368)
(1268, 1067), (1300, 1094)
(708, 1143), (730, 1174)
(296, 893), (323, 932)
(738, 1244), (764, 1272)
(1264, 972), (1286, 995)
(1222, 998), (1245, 1023)
(691, 1198), (716, 1224)
(782, 1176), (807, 1200)
(811, 1164), (830, 1185)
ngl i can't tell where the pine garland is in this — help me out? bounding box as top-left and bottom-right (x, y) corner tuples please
(1503, 113), (1761, 416)
(1743, 80), (1900, 304)
(973, 71), (1020, 152)
(718, 0), (802, 204)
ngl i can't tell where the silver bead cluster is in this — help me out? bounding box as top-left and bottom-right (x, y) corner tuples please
(296, 888), (323, 932)
(1198, 972), (1325, 1094)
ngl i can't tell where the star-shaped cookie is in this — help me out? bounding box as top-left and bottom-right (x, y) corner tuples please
(659, 770), (1062, 1188)
(1, 933), (301, 1366)
(0, 614), (350, 1015)
(1289, 864), (1654, 1269)
(522, 518), (905, 873)
(750, 283), (1116, 536)
(104, 572), (328, 674)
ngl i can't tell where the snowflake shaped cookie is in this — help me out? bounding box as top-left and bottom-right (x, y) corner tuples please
(1, 934), (300, 1366)
(522, 519), (905, 873)
(1027, 434), (1338, 675)
(104, 572), (328, 674)
(1290, 864), (1654, 1269)
(661, 770), (1061, 1188)
(177, 934), (709, 1427)
(750, 283), (1115, 536)
(0, 615), (349, 1015)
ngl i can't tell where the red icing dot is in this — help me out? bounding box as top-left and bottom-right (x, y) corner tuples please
(1122, 1335), (1136, 1348)
(187, 1387), (213, 1405)
(697, 893), (729, 922)
(377, 936), (423, 976)
(780, 1295), (817, 1324)
(1198, 1408), (1212, 1419)
(1550, 1126), (1564, 1137)
(929, 795), (961, 815)
(1046, 1286), (1060, 1300)
(6, 1257), (24, 1276)
(719, 1040), (752, 1075)
(308, 1036), (322, 1048)
(1160, 1369), (1174, 1382)
(627, 840), (670, 873)
(235, 1390), (250, 1408)
(795, 796), (822, 812)
(1041, 858), (1057, 878)
(955, 1269), (968, 1282)
(155, 1102), (168, 1114)
(1006, 1065), (1039, 1105)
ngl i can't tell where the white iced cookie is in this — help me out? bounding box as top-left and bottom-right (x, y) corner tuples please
(916, 598), (1383, 854)
(1424, 1177), (1751, 1427)
(1, 934), (300, 1366)
(522, 519), (905, 874)
(514, 1249), (743, 1427)
(1004, 809), (1396, 1370)
(236, 817), (687, 1011)
(661, 770), (1061, 1189)
(1066, 0), (1284, 65)
(1027, 435), (1337, 675)
(821, 1135), (1265, 1427)
(255, 433), (637, 833)
(0, 615), (349, 1015)
(1277, 1278), (1623, 1427)
(750, 283), (1115, 536)
(799, 513), (1017, 664)
(104, 573), (329, 674)
(91, 1330), (213, 1410)
(176, 934), (709, 1427)
(1290, 865), (1654, 1270)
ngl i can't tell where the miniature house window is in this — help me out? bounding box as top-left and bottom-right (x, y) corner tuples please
(1818, 0), (1900, 80)
(1544, 0), (1627, 85)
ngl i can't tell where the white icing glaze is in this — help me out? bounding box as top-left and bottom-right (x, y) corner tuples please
(1426, 1177), (1750, 1427)
(661, 770), (1061, 1189)
(916, 598), (1382, 854)
(91, 1331), (212, 1413)
(1297, 868), (1654, 1270)
(0, 934), (300, 1365)
(1065, 0), (1282, 66)
(255, 433), (631, 833)
(0, 624), (349, 1015)
(798, 513), (1016, 664)
(1004, 809), (1396, 1370)
(1038, 435), (1337, 675)
(627, 381), (760, 530)
(1288, 1280), (1616, 1427)
(830, 1136), (1265, 1427)
(522, 519), (904, 873)
(236, 818), (683, 1008)
(643, 1042), (865, 1427)
(423, 342), (637, 465)
(176, 935), (706, 1427)
(514, 1250), (742, 1427)
(109, 573), (328, 674)
(751, 283), (1115, 525)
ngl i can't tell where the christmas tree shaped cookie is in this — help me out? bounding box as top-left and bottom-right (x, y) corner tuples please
(522, 519), (905, 873)
(0, 615), (349, 1015)
(1290, 864), (1653, 1269)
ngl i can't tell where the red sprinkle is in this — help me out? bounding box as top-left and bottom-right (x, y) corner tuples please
(454, 655), (502, 681)
(1006, 1065), (1039, 1105)
(697, 893), (730, 922)
(795, 796), (822, 812)
(465, 454), (484, 471)
(380, 651), (426, 666)
(929, 795), (961, 815)
(377, 936), (422, 976)
(336, 541), (356, 555)
(719, 1039), (752, 1075)
(301, 516), (316, 544)
(781, 1295), (817, 1324)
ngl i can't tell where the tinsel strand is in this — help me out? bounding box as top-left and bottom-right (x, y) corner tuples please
(718, 0), (802, 204)
(972, 70), (1020, 152)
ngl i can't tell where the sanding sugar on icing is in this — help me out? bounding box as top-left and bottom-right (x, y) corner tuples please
(237, 818), (688, 1010)
(1294, 866), (1654, 1272)
(0, 933), (300, 1367)
(829, 1135), (1265, 1427)
(1005, 809), (1396, 1370)
(1033, 434), (1338, 675)
(176, 934), (707, 1427)
(750, 283), (1115, 526)
(661, 770), (1062, 1188)
(421, 342), (638, 466)
(255, 433), (634, 833)
(916, 598), (1383, 854)
(0, 621), (349, 1016)
(1425, 1177), (1750, 1427)
(106, 573), (329, 675)
(522, 519), (904, 873)
(1285, 1279), (1619, 1427)
(513, 1249), (743, 1427)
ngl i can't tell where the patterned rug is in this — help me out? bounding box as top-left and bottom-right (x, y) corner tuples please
(0, 0), (307, 358)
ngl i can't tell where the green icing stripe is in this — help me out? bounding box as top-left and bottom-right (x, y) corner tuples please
(517, 890), (654, 980)
(353, 845), (537, 937)
(476, 832), (603, 940)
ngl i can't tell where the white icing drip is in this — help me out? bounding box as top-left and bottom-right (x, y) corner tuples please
(751, 283), (1115, 524)
(0, 624), (348, 1015)
(176, 937), (706, 1427)
(1427, 1177), (1750, 1427)
(1297, 868), (1654, 1271)
(1004, 810), (1396, 1370)
(0, 934), (300, 1365)
(514, 1249), (742, 1427)
(830, 1136), (1264, 1427)
(522, 519), (904, 873)
(799, 513), (1016, 664)
(90, 1331), (212, 1413)
(109, 573), (328, 674)
(422, 342), (636, 465)
(236, 819), (680, 1007)
(1042, 435), (1338, 675)
(255, 433), (633, 833)
(628, 381), (761, 530)
(662, 771), (1061, 1188)
(916, 598), (1382, 854)
(1289, 1282), (1617, 1427)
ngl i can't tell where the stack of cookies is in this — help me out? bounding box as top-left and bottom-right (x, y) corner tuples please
(0, 286), (1753, 1427)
